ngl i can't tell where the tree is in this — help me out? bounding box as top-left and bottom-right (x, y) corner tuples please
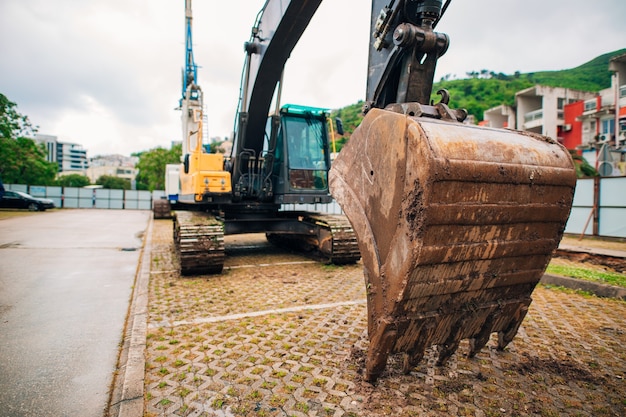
(56, 173), (91, 188)
(0, 93), (36, 139)
(0, 94), (57, 185)
(0, 137), (58, 185)
(135, 144), (182, 191)
(571, 153), (599, 178)
(96, 175), (131, 190)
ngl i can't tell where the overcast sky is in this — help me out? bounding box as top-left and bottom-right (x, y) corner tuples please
(1, 0), (625, 157)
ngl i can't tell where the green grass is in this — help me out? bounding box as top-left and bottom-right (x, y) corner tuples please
(546, 264), (626, 288)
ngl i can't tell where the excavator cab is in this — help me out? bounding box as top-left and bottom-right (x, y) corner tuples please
(270, 105), (333, 203)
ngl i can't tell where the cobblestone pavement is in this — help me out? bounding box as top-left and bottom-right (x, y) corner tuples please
(144, 219), (626, 417)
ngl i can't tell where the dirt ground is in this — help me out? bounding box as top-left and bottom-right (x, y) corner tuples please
(144, 219), (626, 417)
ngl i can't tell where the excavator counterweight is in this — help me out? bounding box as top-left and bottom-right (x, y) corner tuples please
(330, 108), (576, 381)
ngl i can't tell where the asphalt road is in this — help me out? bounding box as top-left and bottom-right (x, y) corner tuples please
(0, 209), (150, 417)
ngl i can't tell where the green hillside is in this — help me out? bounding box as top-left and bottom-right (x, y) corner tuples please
(330, 48), (625, 151)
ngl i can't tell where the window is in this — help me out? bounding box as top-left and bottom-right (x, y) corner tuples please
(584, 99), (596, 112)
(601, 118), (615, 136)
(283, 115), (328, 190)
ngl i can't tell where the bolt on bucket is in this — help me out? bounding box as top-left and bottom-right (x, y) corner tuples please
(329, 108), (576, 382)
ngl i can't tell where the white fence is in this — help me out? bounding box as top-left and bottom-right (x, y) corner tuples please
(5, 184), (165, 210)
(565, 177), (626, 238)
(6, 179), (626, 238)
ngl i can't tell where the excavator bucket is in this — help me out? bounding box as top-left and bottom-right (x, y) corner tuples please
(329, 108), (576, 382)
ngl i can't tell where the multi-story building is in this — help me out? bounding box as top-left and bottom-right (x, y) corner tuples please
(561, 52), (626, 175)
(85, 154), (138, 184)
(482, 87), (595, 140)
(34, 134), (89, 173)
(515, 85), (595, 141)
(483, 104), (516, 129)
(482, 52), (626, 176)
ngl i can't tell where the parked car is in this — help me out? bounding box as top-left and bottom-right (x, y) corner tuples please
(0, 191), (55, 211)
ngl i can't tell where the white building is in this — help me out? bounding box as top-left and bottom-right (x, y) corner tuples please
(34, 134), (89, 173)
(515, 86), (595, 141)
(85, 154), (138, 183)
(483, 104), (516, 129)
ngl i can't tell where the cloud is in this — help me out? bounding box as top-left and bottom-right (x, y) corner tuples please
(1, 0), (624, 157)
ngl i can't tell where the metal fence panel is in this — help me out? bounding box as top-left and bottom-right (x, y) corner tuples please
(565, 179), (595, 235)
(124, 190), (151, 210)
(564, 207), (593, 235)
(600, 177), (626, 207)
(137, 200), (152, 209)
(571, 179), (594, 207)
(280, 201), (343, 215)
(29, 186), (46, 197)
(125, 200), (139, 210)
(63, 198), (79, 208)
(137, 190), (151, 201)
(110, 199), (124, 209)
(64, 187), (78, 197)
(599, 208), (626, 238)
(7, 184), (28, 193)
(95, 189), (111, 209)
(46, 186), (63, 197)
(45, 187), (63, 208)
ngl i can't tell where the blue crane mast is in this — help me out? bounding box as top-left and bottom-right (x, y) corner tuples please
(181, 0), (199, 104)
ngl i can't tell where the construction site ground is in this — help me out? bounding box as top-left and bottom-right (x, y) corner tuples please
(143, 218), (626, 417)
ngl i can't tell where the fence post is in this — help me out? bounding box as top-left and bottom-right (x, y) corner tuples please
(593, 176), (600, 236)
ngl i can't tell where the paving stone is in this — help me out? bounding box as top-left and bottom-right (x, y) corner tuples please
(145, 219), (626, 417)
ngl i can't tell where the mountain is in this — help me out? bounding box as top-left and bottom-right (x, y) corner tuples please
(331, 48), (626, 149)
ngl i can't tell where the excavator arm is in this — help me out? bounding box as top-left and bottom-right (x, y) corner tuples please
(232, 0), (323, 187)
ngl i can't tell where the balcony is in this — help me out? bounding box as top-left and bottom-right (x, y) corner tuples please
(524, 109), (543, 123)
(523, 109), (543, 129)
(584, 99), (597, 113)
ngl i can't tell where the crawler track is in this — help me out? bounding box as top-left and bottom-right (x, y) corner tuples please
(308, 213), (361, 264)
(266, 213), (361, 264)
(152, 199), (172, 219)
(174, 211), (224, 275)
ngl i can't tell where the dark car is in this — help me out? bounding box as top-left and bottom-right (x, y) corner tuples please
(0, 190), (55, 211)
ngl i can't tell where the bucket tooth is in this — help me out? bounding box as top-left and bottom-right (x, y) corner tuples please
(497, 304), (529, 350)
(401, 319), (435, 374)
(330, 108), (576, 382)
(468, 314), (495, 358)
(365, 319), (397, 383)
(436, 317), (467, 366)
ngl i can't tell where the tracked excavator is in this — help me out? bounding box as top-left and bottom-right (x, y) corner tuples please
(153, 0), (361, 274)
(156, 0), (577, 382)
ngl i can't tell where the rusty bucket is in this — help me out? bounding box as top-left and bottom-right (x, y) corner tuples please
(330, 108), (576, 382)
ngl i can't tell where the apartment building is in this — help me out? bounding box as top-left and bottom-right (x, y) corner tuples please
(562, 52), (626, 175)
(34, 133), (89, 173)
(482, 52), (626, 176)
(516, 85), (595, 141)
(85, 154), (139, 183)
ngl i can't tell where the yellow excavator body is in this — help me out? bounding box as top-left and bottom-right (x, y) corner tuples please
(330, 108), (577, 382)
(179, 153), (232, 201)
